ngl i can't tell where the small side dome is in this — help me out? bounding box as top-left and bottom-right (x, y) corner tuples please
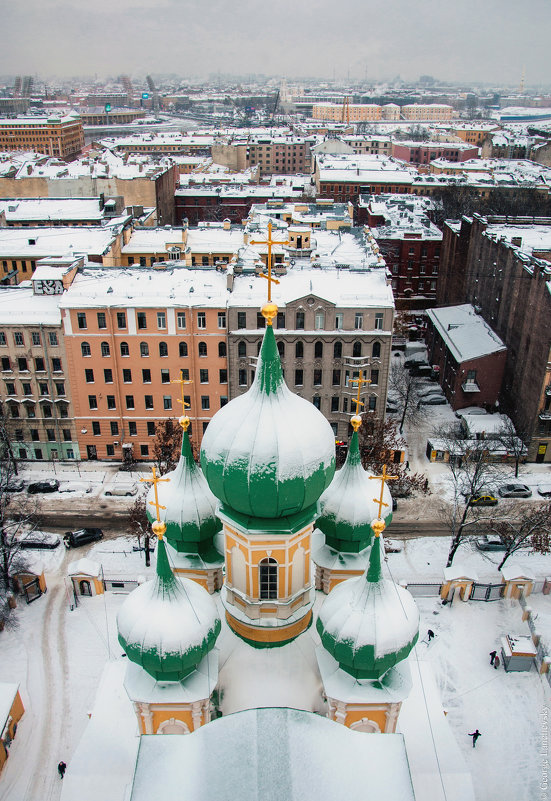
(146, 428), (221, 553)
(316, 526), (419, 680)
(200, 325), (335, 519)
(316, 430), (393, 552)
(117, 538), (221, 681)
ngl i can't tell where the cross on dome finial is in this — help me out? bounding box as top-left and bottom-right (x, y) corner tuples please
(369, 464), (398, 523)
(348, 371), (370, 415)
(171, 370), (193, 429)
(140, 466), (170, 539)
(250, 221), (288, 325)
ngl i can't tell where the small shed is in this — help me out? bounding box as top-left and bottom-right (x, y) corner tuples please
(441, 565), (478, 603)
(500, 564), (535, 599)
(68, 558), (104, 597)
(500, 635), (536, 672)
(12, 568), (47, 603)
(0, 683), (24, 774)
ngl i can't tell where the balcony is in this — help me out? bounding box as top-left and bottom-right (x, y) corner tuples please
(461, 380), (480, 393)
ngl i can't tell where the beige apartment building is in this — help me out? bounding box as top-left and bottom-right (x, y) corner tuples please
(0, 114), (84, 160)
(401, 104), (454, 121)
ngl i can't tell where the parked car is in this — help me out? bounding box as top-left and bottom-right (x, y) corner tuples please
(58, 481), (92, 494)
(63, 528), (104, 548)
(475, 535), (506, 552)
(418, 387), (445, 399)
(104, 481), (138, 497)
(468, 493), (498, 507)
(410, 365), (433, 378)
(18, 531), (61, 550)
(538, 483), (551, 498)
(6, 479), (25, 492)
(455, 407), (487, 419)
(418, 396), (447, 406)
(27, 479), (59, 494)
(498, 483), (532, 499)
(404, 358), (426, 369)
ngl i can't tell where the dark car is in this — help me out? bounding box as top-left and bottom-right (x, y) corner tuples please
(63, 528), (104, 548)
(468, 494), (498, 507)
(6, 479), (25, 492)
(404, 358), (426, 369)
(476, 535), (505, 552)
(27, 479), (59, 494)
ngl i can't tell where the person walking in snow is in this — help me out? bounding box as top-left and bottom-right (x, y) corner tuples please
(427, 629), (435, 642)
(468, 729), (481, 748)
(493, 655), (500, 670)
(489, 650), (497, 665)
(58, 761), (66, 779)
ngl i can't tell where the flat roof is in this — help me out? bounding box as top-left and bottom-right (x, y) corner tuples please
(427, 304), (506, 362)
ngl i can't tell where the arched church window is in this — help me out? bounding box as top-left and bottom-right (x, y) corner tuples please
(259, 557), (278, 600)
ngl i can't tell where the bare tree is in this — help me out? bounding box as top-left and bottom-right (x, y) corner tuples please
(388, 362), (427, 434)
(495, 417), (529, 478)
(128, 495), (153, 567)
(0, 403), (18, 476)
(484, 503), (551, 570)
(432, 422), (505, 566)
(152, 419), (182, 476)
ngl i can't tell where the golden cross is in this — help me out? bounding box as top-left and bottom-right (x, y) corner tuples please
(140, 465), (170, 533)
(369, 465), (398, 519)
(250, 221), (289, 302)
(348, 371), (371, 414)
(171, 369), (193, 412)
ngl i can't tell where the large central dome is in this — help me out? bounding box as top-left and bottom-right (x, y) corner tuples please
(200, 324), (335, 519)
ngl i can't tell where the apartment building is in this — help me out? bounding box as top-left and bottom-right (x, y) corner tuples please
(401, 104), (454, 122)
(0, 114), (84, 160)
(211, 133), (313, 176)
(312, 104), (383, 122)
(437, 214), (551, 462)
(391, 141), (479, 166)
(314, 154), (416, 202)
(0, 196), (127, 227)
(60, 267), (229, 460)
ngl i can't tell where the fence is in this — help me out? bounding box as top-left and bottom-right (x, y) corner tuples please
(470, 582), (504, 601)
(402, 582), (442, 597)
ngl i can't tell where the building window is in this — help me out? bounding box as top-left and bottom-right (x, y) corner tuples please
(22, 382), (32, 396)
(129, 421), (137, 436)
(237, 312), (246, 329)
(126, 395), (135, 410)
(147, 421), (155, 436)
(197, 312), (206, 329)
(219, 368), (227, 384)
(77, 312), (87, 330)
(97, 312), (107, 329)
(101, 341), (110, 357)
(85, 369), (94, 383)
(200, 369), (209, 383)
(163, 396), (172, 410)
(354, 313), (363, 330)
(5, 382), (15, 395)
(218, 312), (226, 329)
(315, 311), (325, 330)
(177, 312), (186, 329)
(217, 341), (226, 358)
(161, 369), (170, 384)
(137, 312), (147, 330)
(46, 428), (56, 442)
(49, 331), (59, 347)
(375, 313), (384, 330)
(88, 395), (98, 410)
(314, 341), (323, 358)
(372, 341), (381, 358)
(117, 312), (126, 329)
(198, 341), (207, 357)
(9, 403), (19, 418)
(371, 369), (379, 385)
(343, 397), (348, 413)
(368, 395), (377, 411)
(32, 332), (41, 346)
(107, 395), (116, 409)
(80, 341), (90, 359)
(55, 382), (65, 395)
(277, 312), (285, 329)
(106, 444), (115, 457)
(259, 557), (278, 600)
(335, 313), (343, 329)
(103, 368), (113, 383)
(145, 395), (154, 410)
(256, 312), (266, 329)
(353, 342), (362, 358)
(63, 429), (71, 441)
(0, 333), (5, 346)
(295, 369), (303, 386)
(333, 342), (342, 359)
(238, 341), (247, 357)
(39, 382), (49, 396)
(52, 358), (62, 372)
(332, 369), (341, 386)
(220, 396), (228, 407)
(239, 369), (247, 386)
(92, 421), (101, 436)
(18, 357), (28, 371)
(1, 357), (11, 371)
(35, 357), (45, 371)
(313, 395), (321, 410)
(201, 395), (210, 410)
(13, 332), (23, 347)
(110, 421), (119, 435)
(313, 369), (322, 386)
(294, 342), (303, 359)
(331, 396), (339, 412)
(30, 429), (40, 442)
(159, 342), (168, 358)
(296, 311), (305, 330)
(140, 341), (149, 357)
(157, 311), (166, 330)
(142, 368), (151, 383)
(120, 342), (130, 357)
(35, 448), (43, 459)
(140, 444), (149, 457)
(122, 368), (131, 383)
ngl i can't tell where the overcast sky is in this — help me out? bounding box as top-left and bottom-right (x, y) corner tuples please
(2, 0), (550, 87)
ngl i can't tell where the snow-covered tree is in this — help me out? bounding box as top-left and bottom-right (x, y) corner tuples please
(152, 419), (182, 476)
(484, 503), (551, 570)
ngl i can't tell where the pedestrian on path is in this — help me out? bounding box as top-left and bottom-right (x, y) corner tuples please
(489, 650), (497, 665)
(58, 761), (66, 779)
(494, 655), (500, 670)
(427, 629), (435, 642)
(468, 730), (481, 748)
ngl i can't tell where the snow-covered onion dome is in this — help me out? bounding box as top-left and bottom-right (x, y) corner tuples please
(117, 521), (221, 681)
(316, 520), (419, 680)
(146, 419), (221, 553)
(200, 306), (335, 519)
(316, 417), (393, 553)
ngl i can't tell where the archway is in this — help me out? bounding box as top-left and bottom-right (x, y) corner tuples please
(157, 717), (190, 735)
(79, 580), (92, 596)
(350, 717), (381, 733)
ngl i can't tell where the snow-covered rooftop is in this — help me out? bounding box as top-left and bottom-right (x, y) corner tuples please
(317, 154), (416, 185)
(0, 226), (119, 258)
(426, 304), (506, 362)
(0, 286), (62, 325)
(0, 197), (107, 223)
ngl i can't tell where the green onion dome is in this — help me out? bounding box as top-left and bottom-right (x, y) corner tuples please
(316, 431), (393, 553)
(117, 537), (221, 681)
(146, 426), (221, 553)
(316, 525), (419, 680)
(200, 324), (335, 519)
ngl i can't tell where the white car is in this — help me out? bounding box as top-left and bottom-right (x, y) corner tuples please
(58, 481), (92, 493)
(104, 481), (138, 497)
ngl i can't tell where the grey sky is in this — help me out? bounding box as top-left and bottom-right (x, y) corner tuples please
(2, 0), (550, 86)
